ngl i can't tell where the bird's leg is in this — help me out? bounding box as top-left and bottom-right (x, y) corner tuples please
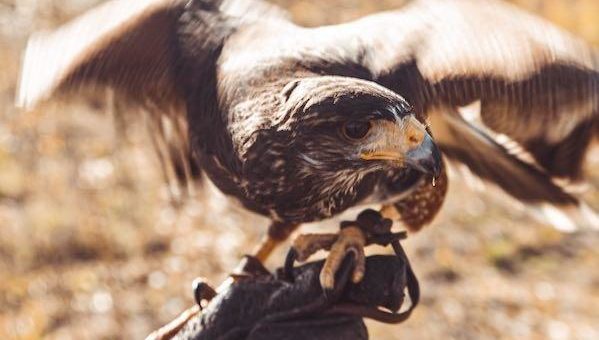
(313, 169), (448, 290)
(380, 204), (401, 221)
(213, 221), (300, 293)
(291, 209), (395, 291)
(252, 221), (301, 262)
(318, 224), (366, 290)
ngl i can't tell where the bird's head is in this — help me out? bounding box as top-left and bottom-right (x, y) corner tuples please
(242, 76), (441, 215)
(277, 76), (442, 179)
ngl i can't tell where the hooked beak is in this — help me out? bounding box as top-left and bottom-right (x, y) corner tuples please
(360, 116), (442, 179)
(405, 132), (442, 179)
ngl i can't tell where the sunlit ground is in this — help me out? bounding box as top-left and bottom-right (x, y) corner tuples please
(1, 0), (598, 339)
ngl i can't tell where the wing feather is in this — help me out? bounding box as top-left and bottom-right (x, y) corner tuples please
(16, 0), (288, 200)
(428, 105), (578, 205)
(355, 0), (598, 180)
(345, 0), (598, 208)
(16, 0), (197, 201)
(342, 0), (599, 228)
(17, 0), (187, 110)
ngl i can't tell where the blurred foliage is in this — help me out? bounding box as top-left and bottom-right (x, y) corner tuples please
(0, 0), (598, 339)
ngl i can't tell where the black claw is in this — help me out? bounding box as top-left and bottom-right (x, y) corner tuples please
(192, 278), (216, 308)
(322, 253), (356, 302)
(283, 248), (298, 282)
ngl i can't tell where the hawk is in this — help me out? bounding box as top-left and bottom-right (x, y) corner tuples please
(18, 0), (598, 288)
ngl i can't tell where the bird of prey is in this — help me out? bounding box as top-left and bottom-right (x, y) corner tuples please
(18, 0), (598, 288)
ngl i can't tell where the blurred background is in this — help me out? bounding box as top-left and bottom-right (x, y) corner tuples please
(1, 0), (598, 339)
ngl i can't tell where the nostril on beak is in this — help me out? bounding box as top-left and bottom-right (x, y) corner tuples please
(404, 117), (426, 148)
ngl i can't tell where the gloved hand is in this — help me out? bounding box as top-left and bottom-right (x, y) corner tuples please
(173, 246), (418, 339)
(150, 209), (420, 340)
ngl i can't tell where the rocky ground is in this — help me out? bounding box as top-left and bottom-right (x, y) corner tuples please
(0, 0), (598, 339)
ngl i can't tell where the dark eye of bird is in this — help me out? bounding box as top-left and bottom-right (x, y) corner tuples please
(342, 121), (372, 140)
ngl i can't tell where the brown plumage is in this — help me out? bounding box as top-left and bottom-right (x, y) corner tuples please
(17, 0), (598, 265)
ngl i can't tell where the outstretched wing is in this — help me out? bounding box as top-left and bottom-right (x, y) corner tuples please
(16, 0), (289, 200)
(346, 0), (597, 218)
(17, 0), (199, 200)
(16, 0), (288, 110)
(17, 0), (189, 110)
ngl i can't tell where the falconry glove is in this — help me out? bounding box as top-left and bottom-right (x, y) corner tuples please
(174, 256), (418, 339)
(168, 233), (419, 340)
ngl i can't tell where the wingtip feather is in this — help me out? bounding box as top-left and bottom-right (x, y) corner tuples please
(16, 32), (53, 109)
(531, 202), (599, 232)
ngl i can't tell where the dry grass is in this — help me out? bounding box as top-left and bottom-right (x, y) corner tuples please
(0, 1), (598, 339)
